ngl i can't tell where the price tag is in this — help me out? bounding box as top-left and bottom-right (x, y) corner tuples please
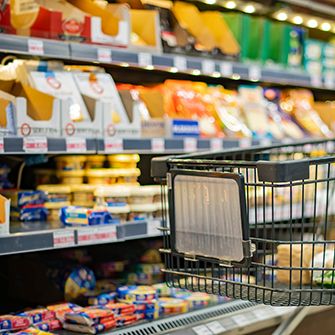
(174, 56), (187, 71)
(232, 314), (250, 327)
(184, 138), (197, 152)
(311, 74), (322, 87)
(104, 138), (123, 153)
(260, 138), (272, 146)
(192, 325), (213, 335)
(53, 230), (75, 248)
(66, 138), (87, 153)
(0, 137), (4, 153)
(147, 219), (161, 236)
(253, 309), (270, 321)
(324, 73), (335, 89)
(249, 65), (261, 81)
(220, 62), (233, 77)
(28, 39), (44, 55)
(138, 53), (152, 67)
(210, 138), (222, 151)
(202, 59), (215, 74)
(97, 48), (112, 63)
(23, 137), (48, 153)
(206, 321), (226, 334)
(77, 226), (117, 245)
(239, 138), (251, 148)
(151, 138), (165, 152)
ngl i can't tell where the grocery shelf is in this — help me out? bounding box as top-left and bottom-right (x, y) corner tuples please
(0, 33), (323, 89)
(0, 136), (273, 155)
(57, 301), (328, 335)
(0, 219), (162, 256)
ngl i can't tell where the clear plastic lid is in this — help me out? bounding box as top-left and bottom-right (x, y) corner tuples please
(94, 186), (131, 197)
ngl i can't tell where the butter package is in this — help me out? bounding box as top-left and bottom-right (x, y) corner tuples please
(2, 190), (46, 208)
(19, 309), (55, 324)
(63, 317), (116, 334)
(65, 307), (113, 326)
(87, 292), (117, 306)
(0, 315), (31, 332)
(35, 319), (62, 331)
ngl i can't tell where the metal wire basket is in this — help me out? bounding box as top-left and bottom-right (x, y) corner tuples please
(152, 139), (335, 306)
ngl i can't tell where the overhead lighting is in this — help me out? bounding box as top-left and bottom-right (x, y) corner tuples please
(224, 1), (236, 9)
(243, 4), (256, 14)
(276, 11), (288, 21)
(204, 0), (216, 4)
(321, 22), (331, 31)
(292, 15), (303, 25)
(307, 19), (318, 28)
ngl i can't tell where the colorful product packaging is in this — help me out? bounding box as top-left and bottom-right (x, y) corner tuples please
(64, 307), (113, 326)
(63, 316), (116, 334)
(19, 309), (55, 324)
(0, 315), (31, 332)
(104, 303), (136, 316)
(87, 292), (117, 306)
(35, 319), (62, 332)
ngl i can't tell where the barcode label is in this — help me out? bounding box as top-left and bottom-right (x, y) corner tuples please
(147, 220), (161, 236)
(104, 138), (123, 153)
(77, 226), (117, 245)
(206, 321), (226, 334)
(239, 138), (251, 148)
(0, 138), (4, 153)
(192, 325), (213, 335)
(202, 60), (215, 74)
(138, 53), (152, 66)
(97, 48), (112, 63)
(28, 39), (44, 55)
(174, 56), (187, 71)
(220, 62), (233, 77)
(53, 230), (75, 248)
(232, 314), (250, 327)
(249, 65), (261, 81)
(23, 137), (48, 153)
(184, 138), (197, 151)
(66, 138), (87, 153)
(151, 138), (164, 152)
(210, 138), (222, 150)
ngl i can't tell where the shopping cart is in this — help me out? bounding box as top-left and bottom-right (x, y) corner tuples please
(151, 139), (335, 312)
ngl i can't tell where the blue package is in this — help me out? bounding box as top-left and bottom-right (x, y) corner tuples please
(12, 205), (48, 222)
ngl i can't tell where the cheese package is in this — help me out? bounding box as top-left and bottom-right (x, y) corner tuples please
(0, 315), (31, 332)
(19, 309), (55, 324)
(65, 307), (113, 326)
(63, 317), (116, 334)
(35, 319), (62, 331)
(28, 71), (90, 122)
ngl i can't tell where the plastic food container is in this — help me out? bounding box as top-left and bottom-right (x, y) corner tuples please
(85, 169), (119, 185)
(56, 170), (85, 185)
(115, 168), (141, 184)
(37, 185), (72, 204)
(94, 186), (131, 206)
(129, 186), (160, 204)
(86, 155), (106, 169)
(107, 205), (130, 223)
(108, 154), (140, 169)
(55, 156), (87, 171)
(129, 203), (158, 221)
(45, 202), (70, 221)
(71, 184), (96, 207)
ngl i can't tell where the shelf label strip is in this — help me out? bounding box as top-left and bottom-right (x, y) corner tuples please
(53, 230), (75, 248)
(66, 138), (87, 153)
(23, 137), (48, 153)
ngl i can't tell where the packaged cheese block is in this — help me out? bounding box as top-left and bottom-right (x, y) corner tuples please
(10, 0), (40, 34)
(63, 316), (116, 334)
(19, 309), (55, 324)
(276, 244), (324, 285)
(65, 307), (113, 326)
(0, 315), (31, 332)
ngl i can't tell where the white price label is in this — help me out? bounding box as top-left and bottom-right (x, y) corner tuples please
(77, 226), (117, 245)
(239, 138), (251, 148)
(206, 321), (226, 334)
(192, 325), (213, 335)
(104, 138), (123, 153)
(260, 137), (272, 146)
(253, 309), (270, 321)
(202, 60), (215, 74)
(210, 138), (222, 150)
(311, 74), (322, 87)
(28, 39), (44, 55)
(66, 138), (87, 153)
(147, 219), (161, 236)
(23, 137), (48, 153)
(232, 314), (250, 327)
(184, 138), (197, 152)
(174, 56), (187, 71)
(97, 48), (112, 63)
(220, 62), (233, 77)
(151, 138), (164, 152)
(53, 230), (75, 248)
(324, 73), (335, 89)
(0, 138), (4, 153)
(138, 53), (152, 66)
(249, 65), (261, 81)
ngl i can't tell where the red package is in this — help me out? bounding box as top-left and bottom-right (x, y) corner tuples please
(65, 307), (113, 326)
(36, 319), (63, 331)
(0, 315), (31, 332)
(104, 303), (136, 316)
(115, 314), (138, 327)
(21, 309), (55, 324)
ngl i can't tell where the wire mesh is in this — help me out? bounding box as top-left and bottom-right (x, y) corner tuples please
(154, 139), (335, 306)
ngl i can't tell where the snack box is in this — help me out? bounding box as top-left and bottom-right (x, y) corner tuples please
(19, 309), (55, 324)
(65, 307), (113, 326)
(0, 315), (31, 332)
